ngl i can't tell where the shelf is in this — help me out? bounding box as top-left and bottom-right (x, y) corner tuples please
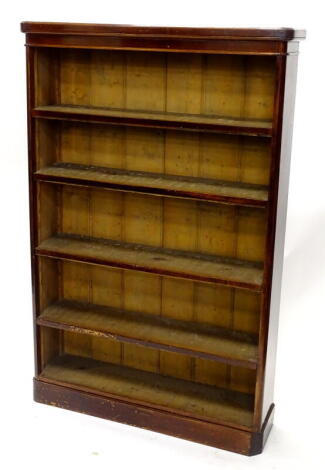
(38, 299), (258, 368)
(36, 234), (264, 291)
(35, 163), (268, 208)
(40, 354), (254, 428)
(32, 105), (273, 137)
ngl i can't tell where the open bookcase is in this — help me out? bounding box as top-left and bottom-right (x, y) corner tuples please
(21, 22), (305, 455)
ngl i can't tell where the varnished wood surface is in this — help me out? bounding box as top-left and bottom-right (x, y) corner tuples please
(25, 34), (292, 56)
(33, 105), (273, 137)
(37, 299), (258, 368)
(258, 54), (300, 427)
(35, 379), (273, 455)
(35, 163), (268, 207)
(36, 234), (264, 290)
(40, 354), (254, 428)
(22, 21), (304, 455)
(21, 22), (305, 40)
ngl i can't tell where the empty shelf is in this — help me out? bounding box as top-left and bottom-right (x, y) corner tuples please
(35, 163), (268, 207)
(40, 354), (254, 428)
(36, 234), (264, 290)
(38, 299), (258, 368)
(32, 105), (273, 137)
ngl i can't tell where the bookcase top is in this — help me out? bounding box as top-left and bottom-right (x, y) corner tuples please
(21, 22), (306, 41)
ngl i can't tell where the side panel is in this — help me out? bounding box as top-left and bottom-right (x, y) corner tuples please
(26, 46), (42, 375)
(261, 51), (299, 423)
(254, 46), (299, 428)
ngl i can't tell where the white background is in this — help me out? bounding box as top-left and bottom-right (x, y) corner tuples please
(1, 1), (324, 469)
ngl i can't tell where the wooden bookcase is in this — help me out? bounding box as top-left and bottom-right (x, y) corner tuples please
(21, 22), (305, 455)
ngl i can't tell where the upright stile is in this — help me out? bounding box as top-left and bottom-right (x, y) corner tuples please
(21, 22), (305, 455)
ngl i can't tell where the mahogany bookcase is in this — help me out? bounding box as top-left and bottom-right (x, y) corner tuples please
(21, 22), (305, 455)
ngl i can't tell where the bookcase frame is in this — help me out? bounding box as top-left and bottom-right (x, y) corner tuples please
(21, 22), (305, 455)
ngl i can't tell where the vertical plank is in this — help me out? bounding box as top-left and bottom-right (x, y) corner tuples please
(162, 52), (223, 386)
(91, 266), (124, 310)
(59, 49), (90, 106)
(163, 199), (197, 251)
(90, 50), (126, 108)
(122, 193), (162, 373)
(160, 351), (193, 380)
(197, 203), (238, 257)
(236, 208), (267, 262)
(61, 262), (90, 301)
(123, 271), (161, 315)
(166, 53), (202, 114)
(122, 51), (166, 373)
(199, 134), (241, 182)
(60, 122), (91, 165)
(244, 57), (276, 120)
(89, 50), (126, 170)
(194, 284), (233, 329)
(90, 265), (123, 365)
(125, 128), (165, 173)
(194, 358), (228, 388)
(161, 278), (194, 322)
(160, 276), (194, 380)
(202, 55), (246, 118)
(239, 137), (271, 185)
(61, 183), (92, 358)
(89, 187), (123, 364)
(195, 202), (237, 387)
(161, 198), (197, 379)
(165, 54), (201, 179)
(230, 206), (266, 391)
(165, 131), (200, 177)
(123, 193), (162, 246)
(233, 290), (260, 335)
(126, 51), (166, 111)
(90, 124), (125, 169)
(123, 343), (161, 373)
(91, 189), (123, 241)
(61, 186), (90, 236)
(62, 261), (92, 357)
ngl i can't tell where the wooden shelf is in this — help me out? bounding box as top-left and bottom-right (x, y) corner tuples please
(32, 105), (273, 137)
(38, 299), (258, 368)
(40, 354), (254, 428)
(36, 234), (264, 291)
(35, 163), (268, 208)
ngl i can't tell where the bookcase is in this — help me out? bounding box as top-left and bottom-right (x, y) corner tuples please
(21, 22), (305, 455)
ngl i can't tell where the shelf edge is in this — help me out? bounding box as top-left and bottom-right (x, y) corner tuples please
(32, 107), (273, 137)
(34, 172), (268, 208)
(36, 313), (258, 370)
(35, 246), (264, 292)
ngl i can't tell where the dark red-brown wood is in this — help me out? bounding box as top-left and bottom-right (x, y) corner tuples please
(21, 22), (305, 40)
(22, 22), (304, 456)
(34, 378), (274, 456)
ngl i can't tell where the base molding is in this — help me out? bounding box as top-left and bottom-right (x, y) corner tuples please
(34, 378), (274, 456)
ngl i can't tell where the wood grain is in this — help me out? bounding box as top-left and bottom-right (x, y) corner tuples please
(23, 22), (304, 454)
(40, 354), (255, 428)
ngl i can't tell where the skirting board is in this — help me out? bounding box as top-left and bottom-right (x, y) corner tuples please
(34, 377), (275, 456)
